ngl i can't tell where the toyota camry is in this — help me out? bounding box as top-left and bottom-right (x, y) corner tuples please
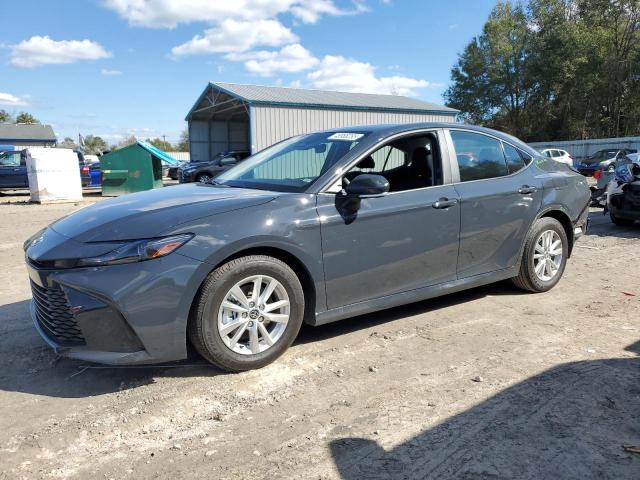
(24, 123), (591, 371)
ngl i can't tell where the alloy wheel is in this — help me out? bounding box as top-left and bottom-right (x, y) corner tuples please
(217, 275), (290, 355)
(533, 230), (563, 282)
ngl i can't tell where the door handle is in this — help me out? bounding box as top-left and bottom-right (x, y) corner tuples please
(432, 197), (458, 209)
(518, 185), (537, 194)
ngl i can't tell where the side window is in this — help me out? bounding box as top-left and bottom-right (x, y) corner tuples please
(503, 143), (526, 173)
(450, 131), (509, 182)
(0, 152), (21, 167)
(520, 150), (533, 165)
(344, 133), (442, 192)
(543, 150), (551, 158)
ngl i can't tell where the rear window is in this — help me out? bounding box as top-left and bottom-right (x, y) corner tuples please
(503, 143), (526, 173)
(451, 131), (509, 182)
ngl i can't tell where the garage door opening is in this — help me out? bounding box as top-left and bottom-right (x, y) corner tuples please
(188, 86), (250, 162)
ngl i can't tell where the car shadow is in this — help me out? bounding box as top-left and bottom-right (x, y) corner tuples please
(0, 299), (225, 399)
(586, 211), (639, 239)
(296, 280), (526, 345)
(0, 281), (524, 399)
(329, 340), (640, 479)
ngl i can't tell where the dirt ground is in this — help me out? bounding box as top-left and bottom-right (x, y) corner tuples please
(0, 189), (638, 480)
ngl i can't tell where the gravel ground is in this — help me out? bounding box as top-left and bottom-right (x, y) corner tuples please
(0, 189), (638, 479)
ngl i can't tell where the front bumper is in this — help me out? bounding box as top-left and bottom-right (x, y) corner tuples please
(27, 252), (210, 365)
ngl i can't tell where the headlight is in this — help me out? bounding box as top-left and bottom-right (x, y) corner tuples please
(24, 227), (48, 251)
(76, 234), (194, 267)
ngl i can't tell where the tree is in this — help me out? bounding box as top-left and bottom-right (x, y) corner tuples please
(0, 110), (12, 123)
(83, 135), (108, 155)
(59, 137), (78, 149)
(176, 129), (189, 151)
(114, 135), (137, 150)
(445, 1), (535, 139)
(146, 137), (173, 152)
(15, 112), (39, 124)
(445, 0), (640, 141)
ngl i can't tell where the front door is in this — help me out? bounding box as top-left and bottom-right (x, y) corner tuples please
(317, 132), (461, 309)
(447, 130), (542, 278)
(0, 151), (27, 188)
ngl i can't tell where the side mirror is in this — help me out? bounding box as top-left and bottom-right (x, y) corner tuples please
(344, 174), (390, 197)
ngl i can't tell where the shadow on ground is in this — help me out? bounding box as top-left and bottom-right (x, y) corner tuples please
(329, 340), (640, 480)
(296, 280), (525, 345)
(0, 298), (224, 399)
(0, 280), (524, 399)
(586, 211), (640, 239)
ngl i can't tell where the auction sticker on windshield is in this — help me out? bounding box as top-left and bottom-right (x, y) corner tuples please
(328, 133), (364, 141)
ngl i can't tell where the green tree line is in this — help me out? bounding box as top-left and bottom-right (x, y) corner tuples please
(0, 110), (40, 124)
(59, 130), (189, 155)
(445, 0), (640, 142)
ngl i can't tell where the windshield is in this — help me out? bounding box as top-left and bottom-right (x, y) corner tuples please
(215, 131), (370, 192)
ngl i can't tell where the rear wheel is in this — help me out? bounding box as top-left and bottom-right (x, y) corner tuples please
(196, 173), (211, 184)
(188, 255), (305, 372)
(512, 217), (568, 293)
(610, 212), (635, 226)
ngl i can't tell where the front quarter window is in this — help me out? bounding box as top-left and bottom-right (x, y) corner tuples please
(215, 131), (369, 192)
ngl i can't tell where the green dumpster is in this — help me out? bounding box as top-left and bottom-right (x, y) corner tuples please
(100, 141), (177, 196)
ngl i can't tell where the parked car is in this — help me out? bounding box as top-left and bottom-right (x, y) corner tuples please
(88, 161), (101, 187)
(179, 150), (251, 184)
(24, 124), (590, 372)
(603, 153), (640, 226)
(576, 149), (636, 176)
(0, 149), (29, 190)
(168, 161), (185, 180)
(540, 148), (573, 166)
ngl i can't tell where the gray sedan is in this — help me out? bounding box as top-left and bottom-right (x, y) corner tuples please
(24, 123), (590, 371)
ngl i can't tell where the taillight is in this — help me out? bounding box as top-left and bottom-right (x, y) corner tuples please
(81, 166), (89, 174)
(594, 169), (601, 180)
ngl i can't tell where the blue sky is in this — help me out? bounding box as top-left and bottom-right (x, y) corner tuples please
(0, 0), (496, 145)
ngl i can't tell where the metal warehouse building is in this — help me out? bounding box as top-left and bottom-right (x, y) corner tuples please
(185, 82), (458, 161)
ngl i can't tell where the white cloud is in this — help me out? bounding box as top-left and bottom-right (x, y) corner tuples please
(10, 36), (111, 68)
(101, 68), (122, 75)
(291, 0), (368, 24)
(0, 92), (30, 107)
(171, 19), (297, 56)
(240, 44), (318, 76)
(307, 55), (432, 96)
(102, 0), (363, 28)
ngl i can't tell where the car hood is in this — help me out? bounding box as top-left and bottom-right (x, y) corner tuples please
(50, 183), (277, 243)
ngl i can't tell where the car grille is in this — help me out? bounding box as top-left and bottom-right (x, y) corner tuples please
(30, 281), (85, 346)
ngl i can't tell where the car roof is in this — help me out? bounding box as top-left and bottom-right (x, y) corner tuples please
(317, 122), (538, 156)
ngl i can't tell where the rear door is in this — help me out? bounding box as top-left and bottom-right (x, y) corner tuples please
(445, 129), (542, 279)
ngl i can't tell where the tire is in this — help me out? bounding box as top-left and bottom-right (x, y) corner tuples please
(512, 217), (568, 293)
(610, 212), (635, 226)
(196, 174), (211, 184)
(188, 255), (305, 372)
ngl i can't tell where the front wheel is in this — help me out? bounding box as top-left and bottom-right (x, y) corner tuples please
(196, 173), (212, 184)
(188, 255), (305, 372)
(512, 217), (568, 293)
